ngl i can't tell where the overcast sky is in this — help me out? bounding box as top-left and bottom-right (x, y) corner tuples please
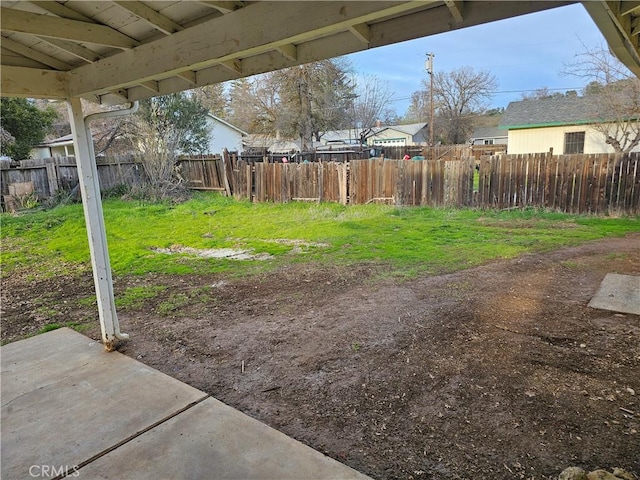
(344, 3), (611, 116)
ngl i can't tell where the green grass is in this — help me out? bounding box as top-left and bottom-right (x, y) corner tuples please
(36, 322), (90, 335)
(115, 286), (168, 309)
(2, 192), (639, 281)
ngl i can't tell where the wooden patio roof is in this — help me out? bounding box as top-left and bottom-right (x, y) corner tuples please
(2, 1), (638, 105)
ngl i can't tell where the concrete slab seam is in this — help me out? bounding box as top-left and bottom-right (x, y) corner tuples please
(52, 395), (210, 480)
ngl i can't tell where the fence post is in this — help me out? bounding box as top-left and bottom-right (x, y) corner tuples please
(45, 159), (59, 196)
(222, 149), (232, 196)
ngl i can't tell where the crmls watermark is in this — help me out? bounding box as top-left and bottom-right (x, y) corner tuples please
(29, 465), (80, 477)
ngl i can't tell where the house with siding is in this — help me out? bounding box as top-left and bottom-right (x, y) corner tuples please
(321, 123), (429, 147)
(500, 96), (640, 154)
(368, 123), (429, 147)
(469, 126), (508, 146)
(204, 114), (247, 154)
(32, 134), (75, 158)
(31, 115), (247, 159)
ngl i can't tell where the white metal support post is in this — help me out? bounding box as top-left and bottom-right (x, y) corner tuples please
(67, 97), (133, 351)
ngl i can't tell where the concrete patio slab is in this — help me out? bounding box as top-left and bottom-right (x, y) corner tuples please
(588, 273), (640, 315)
(1, 328), (208, 480)
(1, 328), (371, 480)
(80, 397), (370, 480)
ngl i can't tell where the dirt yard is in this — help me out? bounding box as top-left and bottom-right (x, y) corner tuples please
(2, 233), (639, 479)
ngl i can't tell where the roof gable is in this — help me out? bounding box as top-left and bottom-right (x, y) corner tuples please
(382, 123), (428, 136)
(206, 114), (248, 136)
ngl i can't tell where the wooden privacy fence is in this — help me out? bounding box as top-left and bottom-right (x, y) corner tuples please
(477, 153), (639, 213)
(2, 152), (637, 214)
(230, 152), (639, 214)
(235, 161), (348, 204)
(0, 155), (143, 199)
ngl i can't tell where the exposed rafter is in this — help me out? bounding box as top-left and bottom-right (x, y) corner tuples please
(583, 0), (640, 77)
(29, 1), (97, 23)
(66, 1), (429, 97)
(114, 1), (184, 35)
(177, 71), (197, 86)
(196, 1), (244, 14)
(445, 0), (464, 23)
(37, 37), (104, 63)
(276, 44), (297, 61)
(620, 1), (640, 16)
(2, 0), (638, 102)
(0, 7), (139, 49)
(220, 59), (243, 74)
(1, 37), (73, 70)
(139, 80), (160, 93)
(348, 23), (370, 44)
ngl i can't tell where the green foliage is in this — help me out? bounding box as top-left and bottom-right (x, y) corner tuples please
(0, 98), (57, 160)
(1, 193), (639, 282)
(131, 93), (210, 200)
(138, 92), (210, 155)
(38, 323), (62, 334)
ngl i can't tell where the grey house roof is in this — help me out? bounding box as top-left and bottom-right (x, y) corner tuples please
(37, 133), (74, 147)
(384, 123), (428, 136)
(500, 96), (601, 129)
(470, 126), (508, 140)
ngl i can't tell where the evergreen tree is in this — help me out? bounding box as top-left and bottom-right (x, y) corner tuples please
(1, 98), (57, 159)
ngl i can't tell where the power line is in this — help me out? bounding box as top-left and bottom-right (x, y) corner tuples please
(389, 86), (585, 103)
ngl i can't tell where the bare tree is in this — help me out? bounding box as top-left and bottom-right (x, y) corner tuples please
(404, 90), (429, 123)
(190, 83), (228, 119)
(430, 66), (498, 144)
(407, 66), (497, 144)
(352, 74), (395, 139)
(274, 59), (355, 149)
(563, 43), (640, 153)
(227, 76), (279, 136)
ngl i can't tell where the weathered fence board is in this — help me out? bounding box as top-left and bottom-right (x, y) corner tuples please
(0, 155), (143, 199)
(3, 153), (638, 214)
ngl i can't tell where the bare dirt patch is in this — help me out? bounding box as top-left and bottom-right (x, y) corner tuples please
(2, 235), (639, 479)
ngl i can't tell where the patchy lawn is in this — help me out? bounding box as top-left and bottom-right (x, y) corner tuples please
(2, 229), (639, 479)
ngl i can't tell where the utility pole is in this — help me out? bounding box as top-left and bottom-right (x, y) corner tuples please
(426, 53), (435, 149)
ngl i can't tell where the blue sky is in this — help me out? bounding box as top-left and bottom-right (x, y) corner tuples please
(344, 3), (609, 116)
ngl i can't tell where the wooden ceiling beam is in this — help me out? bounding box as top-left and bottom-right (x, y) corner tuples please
(0, 7), (139, 49)
(444, 0), (464, 23)
(177, 71), (197, 86)
(1, 36), (73, 70)
(37, 37), (103, 63)
(114, 1), (184, 35)
(348, 23), (371, 44)
(220, 59), (242, 74)
(620, 1), (640, 16)
(139, 80), (160, 93)
(1, 65), (68, 98)
(66, 1), (428, 97)
(28, 1), (97, 23)
(196, 1), (244, 14)
(631, 15), (639, 36)
(276, 43), (297, 61)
